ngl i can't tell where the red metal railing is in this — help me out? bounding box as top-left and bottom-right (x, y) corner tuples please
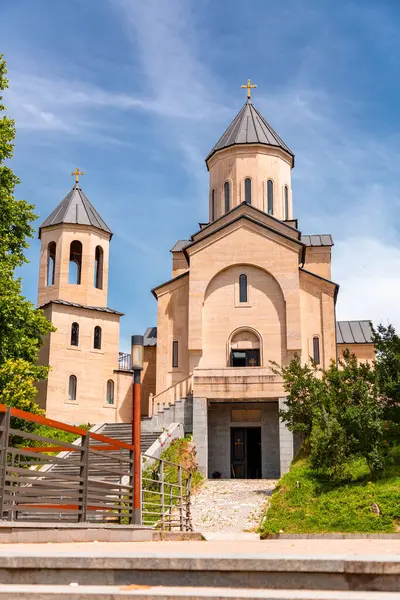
(0, 404), (139, 524)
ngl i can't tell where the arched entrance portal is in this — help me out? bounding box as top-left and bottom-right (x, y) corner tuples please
(229, 328), (261, 367)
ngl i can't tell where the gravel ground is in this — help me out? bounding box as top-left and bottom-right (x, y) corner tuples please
(191, 479), (276, 535)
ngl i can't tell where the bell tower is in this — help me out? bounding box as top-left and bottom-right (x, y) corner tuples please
(37, 170), (112, 308)
(205, 80), (295, 222)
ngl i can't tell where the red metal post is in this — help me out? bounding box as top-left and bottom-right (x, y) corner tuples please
(132, 370), (142, 524)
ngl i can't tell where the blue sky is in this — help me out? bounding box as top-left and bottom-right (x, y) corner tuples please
(2, 0), (400, 350)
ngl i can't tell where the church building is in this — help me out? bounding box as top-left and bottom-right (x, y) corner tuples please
(36, 84), (375, 479)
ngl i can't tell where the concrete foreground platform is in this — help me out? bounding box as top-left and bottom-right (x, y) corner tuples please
(0, 584), (397, 599)
(0, 522), (202, 543)
(0, 540), (398, 591)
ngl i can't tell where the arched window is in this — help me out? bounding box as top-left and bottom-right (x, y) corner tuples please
(71, 322), (79, 346)
(94, 326), (102, 350)
(94, 246), (103, 289)
(69, 240), (82, 284)
(284, 185), (289, 219)
(172, 340), (179, 368)
(267, 180), (274, 215)
(68, 375), (77, 401)
(211, 189), (216, 221)
(224, 182), (230, 213)
(245, 178), (252, 204)
(106, 379), (114, 404)
(230, 329), (261, 367)
(47, 242), (56, 286)
(313, 336), (320, 365)
(239, 274), (248, 303)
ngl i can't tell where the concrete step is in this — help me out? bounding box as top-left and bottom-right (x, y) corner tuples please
(0, 552), (399, 592)
(0, 585), (396, 599)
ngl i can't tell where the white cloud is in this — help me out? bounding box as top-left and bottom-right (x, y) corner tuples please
(334, 237), (400, 330)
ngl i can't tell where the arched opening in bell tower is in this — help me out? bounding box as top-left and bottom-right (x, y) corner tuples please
(47, 242), (56, 286)
(94, 245), (103, 289)
(69, 241), (82, 284)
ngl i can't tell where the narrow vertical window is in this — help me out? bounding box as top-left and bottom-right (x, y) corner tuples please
(172, 340), (179, 368)
(245, 178), (252, 204)
(94, 246), (103, 289)
(69, 240), (82, 284)
(68, 375), (77, 401)
(224, 181), (230, 213)
(106, 379), (114, 404)
(47, 242), (56, 286)
(94, 326), (102, 350)
(313, 336), (320, 365)
(267, 180), (274, 215)
(71, 322), (79, 346)
(284, 185), (289, 219)
(239, 274), (248, 303)
(211, 189), (216, 221)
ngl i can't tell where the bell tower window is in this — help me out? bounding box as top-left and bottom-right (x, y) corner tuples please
(267, 180), (274, 215)
(94, 326), (102, 350)
(224, 182), (230, 213)
(245, 178), (252, 204)
(68, 375), (77, 401)
(71, 322), (79, 346)
(47, 242), (56, 286)
(211, 189), (216, 221)
(284, 185), (289, 219)
(94, 246), (103, 289)
(69, 240), (82, 284)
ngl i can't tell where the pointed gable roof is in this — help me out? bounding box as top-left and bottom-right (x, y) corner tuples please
(39, 183), (112, 238)
(206, 99), (294, 166)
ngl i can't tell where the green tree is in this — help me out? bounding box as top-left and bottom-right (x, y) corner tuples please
(274, 350), (387, 479)
(272, 356), (322, 450)
(0, 54), (53, 410)
(373, 324), (400, 424)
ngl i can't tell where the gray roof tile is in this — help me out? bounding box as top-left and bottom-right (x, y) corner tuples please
(39, 183), (112, 238)
(144, 327), (157, 346)
(302, 234), (333, 247)
(336, 320), (373, 344)
(39, 299), (123, 315)
(206, 100), (294, 164)
(170, 240), (190, 252)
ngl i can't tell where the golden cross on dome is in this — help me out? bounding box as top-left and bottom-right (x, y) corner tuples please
(241, 78), (257, 99)
(71, 168), (84, 183)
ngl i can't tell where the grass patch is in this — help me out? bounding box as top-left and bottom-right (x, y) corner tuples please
(260, 449), (400, 536)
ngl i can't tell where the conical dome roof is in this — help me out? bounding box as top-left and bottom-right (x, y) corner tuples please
(206, 99), (294, 166)
(39, 183), (112, 238)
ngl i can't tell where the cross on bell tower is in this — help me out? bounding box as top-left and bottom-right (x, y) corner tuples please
(241, 78), (257, 99)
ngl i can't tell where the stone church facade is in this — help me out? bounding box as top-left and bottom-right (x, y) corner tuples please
(36, 95), (375, 479)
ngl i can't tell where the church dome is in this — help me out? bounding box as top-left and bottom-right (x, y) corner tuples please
(205, 99), (294, 167)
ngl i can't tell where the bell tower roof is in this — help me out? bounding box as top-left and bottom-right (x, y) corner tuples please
(205, 99), (294, 166)
(39, 182), (112, 239)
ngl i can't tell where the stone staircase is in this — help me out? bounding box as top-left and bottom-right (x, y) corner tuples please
(0, 546), (399, 598)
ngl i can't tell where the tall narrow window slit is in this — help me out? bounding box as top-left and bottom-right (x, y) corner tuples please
(245, 178), (252, 204)
(267, 180), (274, 215)
(224, 182), (230, 213)
(239, 274), (248, 303)
(71, 322), (79, 346)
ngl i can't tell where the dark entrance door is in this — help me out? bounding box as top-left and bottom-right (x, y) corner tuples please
(231, 427), (261, 479)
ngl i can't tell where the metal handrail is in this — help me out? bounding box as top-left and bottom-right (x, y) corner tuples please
(141, 452), (192, 532)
